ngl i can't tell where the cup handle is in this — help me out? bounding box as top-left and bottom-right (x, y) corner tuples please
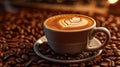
(86, 27), (111, 51)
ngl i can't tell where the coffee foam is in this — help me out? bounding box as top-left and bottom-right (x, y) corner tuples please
(59, 17), (88, 28)
(44, 14), (94, 31)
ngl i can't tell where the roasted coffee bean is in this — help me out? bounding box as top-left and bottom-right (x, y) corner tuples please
(0, 37), (6, 43)
(46, 49), (51, 53)
(117, 33), (120, 37)
(21, 54), (29, 61)
(3, 64), (11, 67)
(8, 43), (18, 48)
(30, 56), (39, 62)
(0, 52), (4, 58)
(105, 50), (114, 56)
(3, 54), (11, 61)
(82, 52), (90, 57)
(0, 63), (3, 67)
(16, 58), (24, 63)
(111, 35), (117, 40)
(114, 50), (120, 56)
(112, 61), (116, 66)
(2, 44), (9, 51)
(116, 65), (120, 67)
(100, 62), (109, 67)
(5, 34), (12, 39)
(92, 65), (101, 67)
(40, 63), (51, 67)
(78, 63), (85, 67)
(15, 64), (25, 67)
(105, 45), (111, 50)
(25, 59), (33, 67)
(6, 60), (16, 65)
(37, 60), (46, 64)
(104, 58), (111, 62)
(108, 56), (117, 61)
(116, 57), (120, 60)
(18, 43), (26, 49)
(116, 60), (120, 65)
(109, 60), (115, 67)
(111, 44), (118, 50)
(69, 64), (79, 67)
(29, 52), (36, 56)
(15, 48), (22, 56)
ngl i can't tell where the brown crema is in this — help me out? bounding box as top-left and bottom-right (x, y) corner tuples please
(44, 14), (94, 31)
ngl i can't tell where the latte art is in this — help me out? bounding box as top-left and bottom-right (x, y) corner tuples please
(59, 17), (88, 28)
(44, 14), (94, 31)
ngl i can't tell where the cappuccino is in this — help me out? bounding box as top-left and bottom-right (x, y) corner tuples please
(43, 14), (111, 54)
(44, 14), (94, 31)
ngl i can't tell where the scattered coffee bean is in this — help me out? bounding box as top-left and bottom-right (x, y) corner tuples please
(110, 60), (115, 67)
(104, 58), (111, 62)
(0, 63), (3, 67)
(116, 60), (120, 65)
(114, 50), (120, 56)
(8, 43), (18, 48)
(21, 54), (29, 61)
(111, 35), (117, 40)
(92, 65), (101, 67)
(37, 60), (46, 64)
(3, 54), (11, 61)
(25, 59), (33, 67)
(116, 65), (120, 67)
(0, 52), (4, 58)
(116, 57), (120, 60)
(6, 60), (16, 65)
(30, 56), (38, 62)
(100, 62), (109, 67)
(69, 64), (79, 67)
(16, 58), (24, 63)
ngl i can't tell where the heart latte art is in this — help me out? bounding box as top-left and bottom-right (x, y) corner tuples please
(59, 17), (88, 28)
(44, 14), (94, 31)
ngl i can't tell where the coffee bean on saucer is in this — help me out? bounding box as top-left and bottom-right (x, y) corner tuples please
(69, 64), (79, 67)
(40, 63), (51, 67)
(37, 60), (46, 64)
(92, 65), (101, 67)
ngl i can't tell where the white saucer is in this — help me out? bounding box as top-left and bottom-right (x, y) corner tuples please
(33, 36), (103, 63)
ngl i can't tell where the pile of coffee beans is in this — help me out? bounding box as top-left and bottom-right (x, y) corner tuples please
(0, 7), (120, 67)
(38, 42), (99, 60)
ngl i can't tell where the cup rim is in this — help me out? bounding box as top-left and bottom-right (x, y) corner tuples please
(44, 14), (96, 32)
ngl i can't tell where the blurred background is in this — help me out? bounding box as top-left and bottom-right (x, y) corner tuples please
(0, 0), (120, 15)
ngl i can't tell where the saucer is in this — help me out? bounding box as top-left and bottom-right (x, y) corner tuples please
(33, 36), (103, 63)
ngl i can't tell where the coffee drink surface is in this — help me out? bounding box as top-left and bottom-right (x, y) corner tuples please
(44, 14), (94, 31)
